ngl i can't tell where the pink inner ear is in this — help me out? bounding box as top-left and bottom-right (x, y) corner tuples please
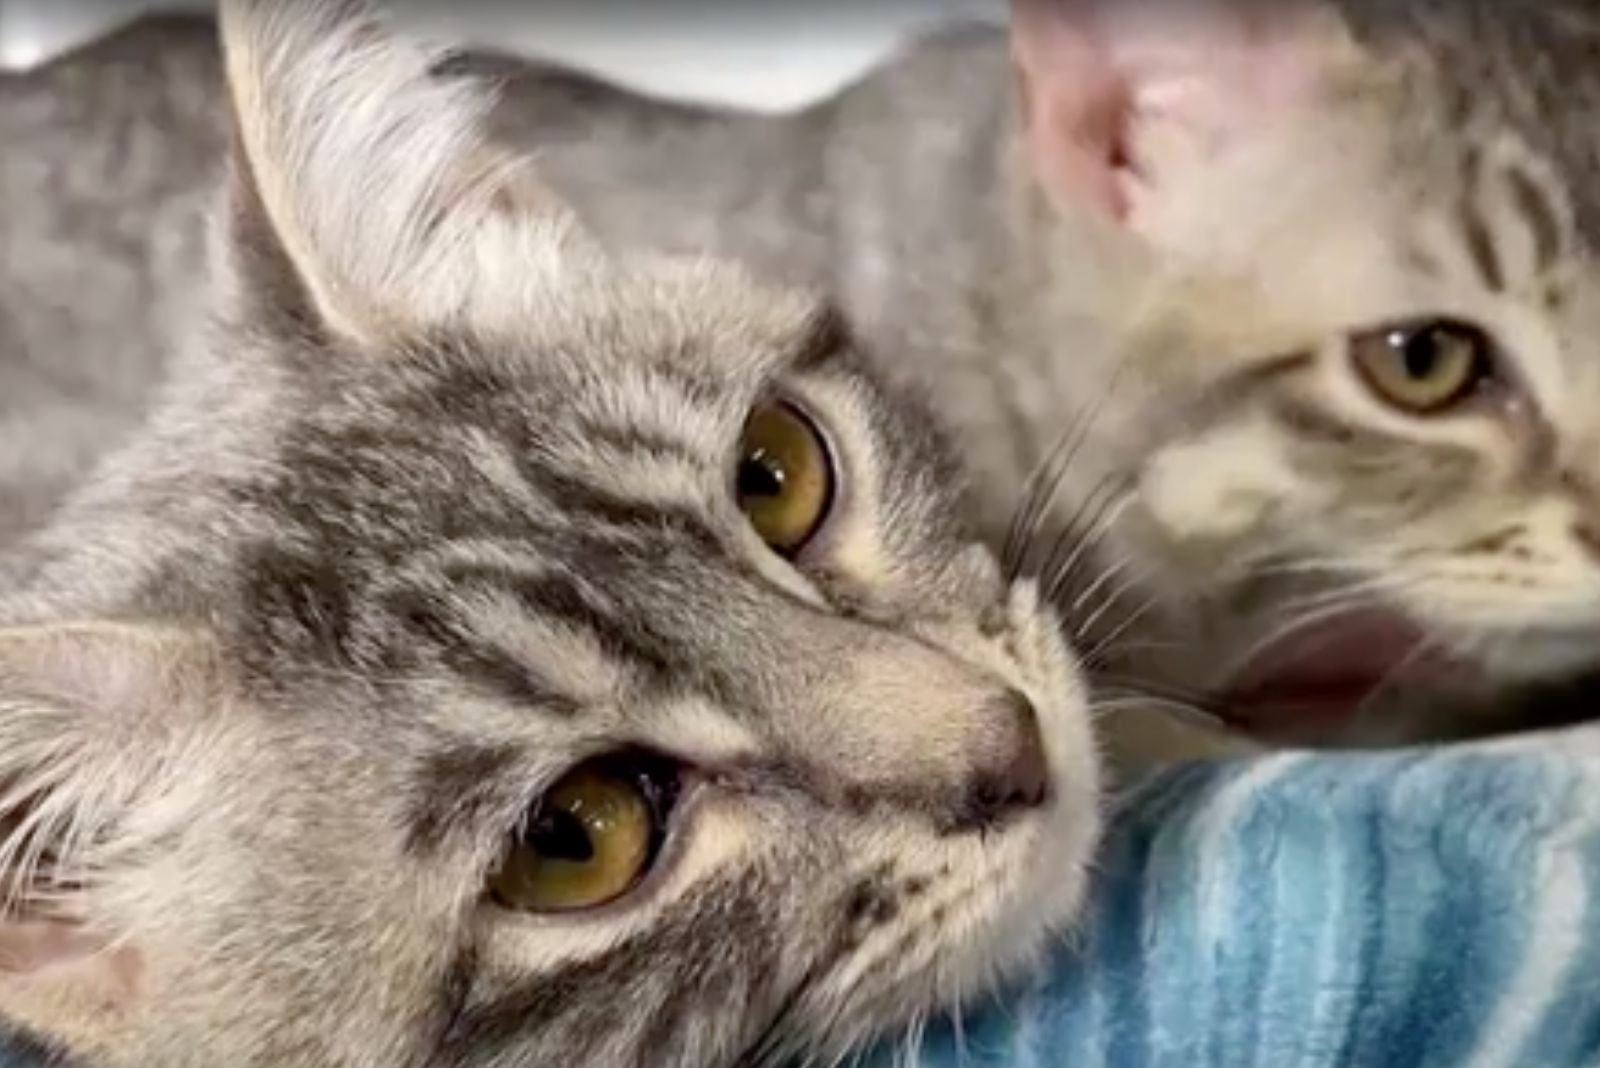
(1107, 2), (1338, 130)
(0, 918), (105, 974)
(1012, 0), (1138, 220)
(0, 916), (142, 1010)
(1011, 0), (1345, 222)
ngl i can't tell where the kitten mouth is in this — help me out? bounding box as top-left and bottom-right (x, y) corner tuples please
(1217, 608), (1472, 738)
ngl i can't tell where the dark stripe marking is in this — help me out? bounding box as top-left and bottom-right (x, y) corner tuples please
(406, 743), (523, 856)
(386, 586), (583, 715)
(1459, 195), (1506, 292)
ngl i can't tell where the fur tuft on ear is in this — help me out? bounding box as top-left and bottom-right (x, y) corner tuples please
(1011, 0), (1359, 226)
(0, 623), (225, 1034)
(220, 0), (573, 345)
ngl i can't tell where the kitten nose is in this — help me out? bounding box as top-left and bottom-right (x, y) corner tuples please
(958, 691), (1051, 832)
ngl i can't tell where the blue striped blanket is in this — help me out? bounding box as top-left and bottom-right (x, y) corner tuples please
(1, 735), (1595, 1067)
(868, 734), (1600, 1068)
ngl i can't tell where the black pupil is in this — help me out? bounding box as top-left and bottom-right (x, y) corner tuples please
(528, 809), (594, 863)
(739, 450), (786, 501)
(1395, 326), (1465, 383)
(1399, 329), (1444, 379)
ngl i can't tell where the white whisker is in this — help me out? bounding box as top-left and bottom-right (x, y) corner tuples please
(1075, 568), (1156, 650)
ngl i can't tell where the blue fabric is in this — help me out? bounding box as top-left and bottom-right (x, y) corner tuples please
(2, 741), (1597, 1066)
(868, 741), (1600, 1068)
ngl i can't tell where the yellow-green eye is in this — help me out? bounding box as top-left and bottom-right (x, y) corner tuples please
(489, 761), (669, 914)
(736, 401), (835, 556)
(1351, 319), (1495, 415)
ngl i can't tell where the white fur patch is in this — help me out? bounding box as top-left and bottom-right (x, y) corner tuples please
(1139, 420), (1299, 545)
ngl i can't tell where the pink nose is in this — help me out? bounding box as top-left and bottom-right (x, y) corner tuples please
(958, 691), (1051, 832)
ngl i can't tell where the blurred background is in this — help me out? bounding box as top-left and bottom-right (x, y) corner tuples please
(1, 0), (1004, 109)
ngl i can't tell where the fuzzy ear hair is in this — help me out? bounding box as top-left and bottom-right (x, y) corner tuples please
(219, 0), (573, 346)
(0, 624), (221, 1032)
(1010, 0), (1359, 224)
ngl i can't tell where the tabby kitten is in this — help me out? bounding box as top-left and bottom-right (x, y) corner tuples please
(0, 3), (1098, 1066)
(495, 0), (1600, 745)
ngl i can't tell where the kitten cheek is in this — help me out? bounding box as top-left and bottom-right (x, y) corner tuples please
(1137, 433), (1295, 550)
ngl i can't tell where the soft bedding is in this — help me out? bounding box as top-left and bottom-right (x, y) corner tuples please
(867, 736), (1600, 1068)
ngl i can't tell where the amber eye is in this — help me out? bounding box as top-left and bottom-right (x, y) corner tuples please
(736, 401), (836, 556)
(1350, 318), (1496, 415)
(489, 756), (678, 914)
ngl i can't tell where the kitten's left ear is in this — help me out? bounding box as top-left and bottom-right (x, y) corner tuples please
(1010, 0), (1360, 225)
(219, 0), (573, 346)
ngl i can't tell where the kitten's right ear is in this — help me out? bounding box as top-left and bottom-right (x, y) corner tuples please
(219, 0), (575, 347)
(0, 624), (224, 1051)
(1010, 0), (1359, 227)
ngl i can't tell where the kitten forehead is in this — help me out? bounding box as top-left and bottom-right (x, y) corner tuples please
(462, 252), (833, 384)
(1334, 0), (1600, 253)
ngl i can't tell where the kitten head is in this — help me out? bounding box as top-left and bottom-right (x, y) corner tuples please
(1011, 0), (1600, 739)
(0, 4), (1098, 1066)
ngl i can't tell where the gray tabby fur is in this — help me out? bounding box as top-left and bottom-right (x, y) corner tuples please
(0, 5), (1098, 1066)
(485, 0), (1600, 744)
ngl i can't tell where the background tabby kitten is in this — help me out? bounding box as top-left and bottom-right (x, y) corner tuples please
(494, 0), (1600, 746)
(0, 3), (1098, 1065)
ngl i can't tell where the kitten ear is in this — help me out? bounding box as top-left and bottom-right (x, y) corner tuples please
(0, 624), (222, 1040)
(219, 0), (573, 345)
(1010, 0), (1358, 226)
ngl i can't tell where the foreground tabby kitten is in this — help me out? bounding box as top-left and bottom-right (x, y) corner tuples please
(495, 0), (1600, 745)
(0, 3), (1098, 1065)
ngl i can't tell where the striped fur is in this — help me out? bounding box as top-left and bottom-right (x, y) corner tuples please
(0, 4), (1099, 1067)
